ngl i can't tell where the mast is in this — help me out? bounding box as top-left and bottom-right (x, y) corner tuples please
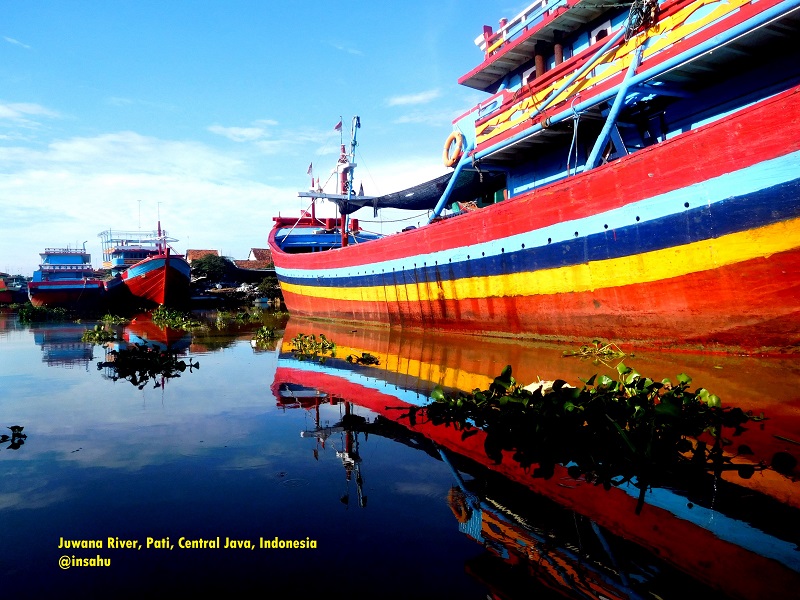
(338, 116), (360, 248)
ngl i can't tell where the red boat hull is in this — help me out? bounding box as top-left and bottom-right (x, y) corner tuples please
(119, 253), (191, 308)
(270, 85), (800, 355)
(27, 280), (105, 309)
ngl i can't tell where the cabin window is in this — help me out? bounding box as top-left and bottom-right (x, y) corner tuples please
(522, 65), (536, 86)
(590, 21), (611, 45)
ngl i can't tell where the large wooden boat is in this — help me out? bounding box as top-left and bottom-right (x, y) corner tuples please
(269, 0), (800, 354)
(272, 317), (800, 598)
(27, 247), (105, 309)
(99, 224), (191, 309)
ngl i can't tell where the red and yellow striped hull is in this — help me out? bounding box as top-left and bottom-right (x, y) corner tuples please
(271, 85), (800, 354)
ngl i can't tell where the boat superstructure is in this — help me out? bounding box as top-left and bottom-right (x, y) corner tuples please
(27, 247), (105, 309)
(98, 224), (191, 308)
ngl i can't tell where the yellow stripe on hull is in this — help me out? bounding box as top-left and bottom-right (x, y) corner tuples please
(280, 340), (494, 392)
(280, 217), (800, 304)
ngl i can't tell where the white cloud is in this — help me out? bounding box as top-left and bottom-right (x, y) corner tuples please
(0, 131), (299, 272)
(207, 125), (267, 142)
(253, 140), (284, 154)
(386, 89), (441, 106)
(330, 42), (363, 55)
(0, 102), (59, 121)
(107, 97), (135, 106)
(3, 36), (31, 49)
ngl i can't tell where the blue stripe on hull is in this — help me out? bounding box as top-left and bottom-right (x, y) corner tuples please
(277, 150), (800, 283)
(124, 257), (191, 281)
(277, 177), (800, 289)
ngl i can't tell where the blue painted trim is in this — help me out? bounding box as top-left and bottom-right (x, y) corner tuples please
(278, 178), (800, 288)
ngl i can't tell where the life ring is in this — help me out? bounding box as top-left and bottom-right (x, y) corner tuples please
(443, 131), (464, 168)
(447, 487), (472, 523)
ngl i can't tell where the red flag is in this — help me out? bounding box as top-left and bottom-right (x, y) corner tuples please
(334, 118), (342, 132)
(307, 162), (313, 175)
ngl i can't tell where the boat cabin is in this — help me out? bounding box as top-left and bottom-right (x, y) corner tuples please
(440, 0), (800, 211)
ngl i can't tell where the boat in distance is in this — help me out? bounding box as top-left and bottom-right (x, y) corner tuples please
(99, 223), (191, 309)
(27, 247), (105, 309)
(268, 0), (800, 354)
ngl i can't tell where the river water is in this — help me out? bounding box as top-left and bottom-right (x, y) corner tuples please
(1, 308), (798, 598)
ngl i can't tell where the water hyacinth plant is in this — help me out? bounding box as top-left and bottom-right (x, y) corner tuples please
(291, 333), (336, 362)
(407, 364), (768, 513)
(97, 342), (199, 389)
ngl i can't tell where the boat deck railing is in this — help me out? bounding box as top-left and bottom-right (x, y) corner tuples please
(39, 264), (94, 272)
(42, 248), (90, 255)
(476, 0), (565, 56)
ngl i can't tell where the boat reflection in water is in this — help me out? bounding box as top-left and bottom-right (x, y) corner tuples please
(273, 317), (800, 599)
(30, 322), (95, 369)
(97, 316), (196, 389)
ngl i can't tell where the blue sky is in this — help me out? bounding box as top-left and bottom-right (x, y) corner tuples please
(1, 1), (526, 275)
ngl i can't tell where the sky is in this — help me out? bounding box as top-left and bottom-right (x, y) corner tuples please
(0, 1), (528, 275)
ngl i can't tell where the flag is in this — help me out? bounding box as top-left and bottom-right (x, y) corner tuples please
(307, 162), (313, 175)
(334, 118), (342, 132)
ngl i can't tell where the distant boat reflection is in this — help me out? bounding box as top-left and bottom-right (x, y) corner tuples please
(272, 317), (800, 600)
(30, 322), (94, 368)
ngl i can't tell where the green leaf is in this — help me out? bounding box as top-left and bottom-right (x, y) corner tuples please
(597, 374), (614, 388)
(430, 386), (446, 402)
(492, 365), (514, 391)
(676, 373), (692, 385)
(617, 362), (632, 375)
(625, 370), (640, 385)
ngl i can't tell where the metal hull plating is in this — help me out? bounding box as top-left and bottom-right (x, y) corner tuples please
(271, 86), (800, 354)
(27, 281), (105, 309)
(118, 254), (191, 308)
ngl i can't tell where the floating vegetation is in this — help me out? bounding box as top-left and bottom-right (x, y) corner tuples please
(405, 364), (768, 513)
(81, 324), (116, 343)
(151, 306), (203, 330)
(0, 425), (27, 451)
(292, 333), (336, 362)
(97, 343), (199, 389)
(17, 303), (69, 323)
(101, 314), (130, 325)
(252, 326), (278, 346)
(216, 308), (264, 326)
(346, 352), (380, 366)
(562, 339), (629, 362)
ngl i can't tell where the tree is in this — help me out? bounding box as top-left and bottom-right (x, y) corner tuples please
(191, 255), (235, 283)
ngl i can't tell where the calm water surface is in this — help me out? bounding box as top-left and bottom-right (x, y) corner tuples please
(1, 309), (798, 598)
